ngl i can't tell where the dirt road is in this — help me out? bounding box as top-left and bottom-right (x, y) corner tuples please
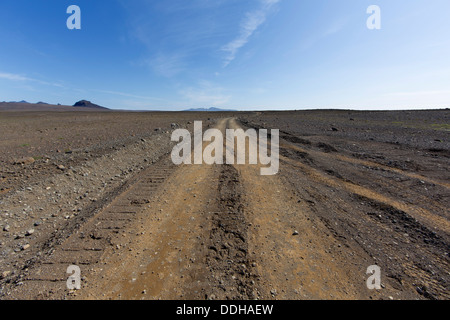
(1, 115), (448, 300)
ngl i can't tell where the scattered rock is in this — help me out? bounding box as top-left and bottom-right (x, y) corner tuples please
(3, 225), (10, 232)
(25, 229), (35, 236)
(13, 157), (35, 165)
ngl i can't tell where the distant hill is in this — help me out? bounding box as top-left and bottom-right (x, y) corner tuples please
(184, 107), (237, 112)
(73, 100), (108, 110)
(2, 100), (30, 104)
(0, 100), (109, 112)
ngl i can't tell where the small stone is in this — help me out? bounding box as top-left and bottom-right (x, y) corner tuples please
(1, 271), (11, 279)
(3, 225), (10, 232)
(22, 244), (30, 250)
(13, 157), (35, 165)
(25, 229), (35, 236)
(293, 230), (299, 236)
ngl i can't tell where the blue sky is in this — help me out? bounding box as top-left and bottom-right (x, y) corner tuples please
(0, 0), (449, 110)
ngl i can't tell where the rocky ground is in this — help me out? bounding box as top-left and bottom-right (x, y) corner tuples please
(0, 109), (448, 300)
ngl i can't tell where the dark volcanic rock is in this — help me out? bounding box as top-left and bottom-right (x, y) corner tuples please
(73, 100), (108, 110)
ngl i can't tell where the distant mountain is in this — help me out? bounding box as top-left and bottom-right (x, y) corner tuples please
(73, 100), (108, 110)
(184, 107), (237, 112)
(4, 100), (47, 104)
(3, 100), (30, 103)
(0, 100), (109, 111)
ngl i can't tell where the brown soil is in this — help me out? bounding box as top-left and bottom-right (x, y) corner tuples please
(0, 109), (448, 300)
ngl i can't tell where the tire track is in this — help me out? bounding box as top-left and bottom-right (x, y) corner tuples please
(205, 164), (257, 300)
(277, 132), (450, 189)
(227, 118), (364, 299)
(237, 118), (449, 300)
(3, 156), (177, 299)
(6, 115), (447, 300)
(67, 118), (260, 300)
(241, 119), (449, 233)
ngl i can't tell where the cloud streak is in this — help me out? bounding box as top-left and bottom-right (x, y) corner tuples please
(0, 71), (65, 88)
(122, 0), (228, 78)
(222, 0), (280, 67)
(0, 72), (33, 82)
(95, 89), (167, 102)
(179, 80), (230, 106)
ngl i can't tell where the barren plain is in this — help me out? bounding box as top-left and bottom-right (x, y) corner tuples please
(0, 108), (448, 300)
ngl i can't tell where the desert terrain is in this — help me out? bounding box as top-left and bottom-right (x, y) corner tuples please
(0, 107), (449, 300)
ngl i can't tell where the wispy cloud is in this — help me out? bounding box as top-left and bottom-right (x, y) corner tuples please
(222, 0), (281, 67)
(122, 0), (227, 78)
(299, 19), (347, 51)
(95, 89), (166, 102)
(144, 53), (187, 78)
(0, 71), (65, 88)
(179, 80), (230, 106)
(323, 19), (347, 37)
(0, 72), (33, 82)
